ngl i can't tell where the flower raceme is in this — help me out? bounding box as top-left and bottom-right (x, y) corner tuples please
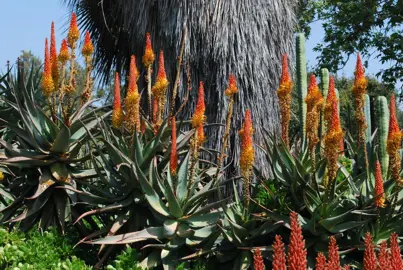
(324, 75), (337, 129)
(125, 55), (141, 133)
(387, 94), (402, 183)
(58, 39), (69, 64)
(352, 54), (368, 145)
(277, 54), (293, 147)
(324, 99), (344, 185)
(152, 51), (169, 126)
(112, 73), (123, 129)
(327, 236), (340, 270)
(272, 235), (286, 270)
(42, 38), (54, 97)
(239, 109), (254, 207)
(316, 253), (327, 270)
(253, 248), (265, 270)
(288, 211), (307, 270)
(364, 232), (377, 270)
(143, 33), (155, 67)
(50, 22), (59, 90)
(82, 31), (94, 57)
(305, 74), (324, 160)
(378, 241), (391, 270)
(192, 82), (206, 129)
(67, 12), (79, 48)
(374, 160), (386, 208)
(390, 233), (403, 269)
(225, 74), (238, 96)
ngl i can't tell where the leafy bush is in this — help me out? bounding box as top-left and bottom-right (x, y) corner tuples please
(0, 227), (91, 270)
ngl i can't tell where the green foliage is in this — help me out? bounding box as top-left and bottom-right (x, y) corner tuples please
(106, 247), (143, 270)
(0, 228), (91, 270)
(306, 0), (403, 89)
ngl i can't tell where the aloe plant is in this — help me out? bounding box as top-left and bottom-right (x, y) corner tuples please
(0, 64), (108, 232)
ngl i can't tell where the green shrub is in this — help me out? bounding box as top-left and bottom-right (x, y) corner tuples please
(0, 228), (91, 270)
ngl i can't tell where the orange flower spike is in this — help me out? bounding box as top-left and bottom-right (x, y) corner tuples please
(387, 94), (402, 183)
(50, 22), (59, 89)
(272, 235), (286, 270)
(225, 74), (238, 96)
(277, 54), (293, 147)
(363, 232), (377, 270)
(128, 55), (139, 94)
(197, 124), (206, 146)
(239, 110), (254, 174)
(82, 31), (94, 57)
(324, 76), (337, 127)
(58, 39), (69, 64)
(353, 54), (367, 93)
(67, 12), (80, 48)
(374, 161), (386, 208)
(152, 51), (169, 99)
(253, 248), (265, 270)
(352, 54), (368, 146)
(390, 233), (403, 269)
(41, 38), (54, 97)
(288, 211), (307, 270)
(143, 33), (155, 67)
(112, 73), (123, 128)
(327, 236), (340, 270)
(153, 98), (159, 125)
(192, 82), (206, 128)
(315, 253), (327, 270)
(170, 117), (178, 176)
(378, 241), (391, 270)
(305, 74), (324, 112)
(124, 55), (141, 132)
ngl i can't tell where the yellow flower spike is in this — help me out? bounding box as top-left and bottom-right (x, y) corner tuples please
(239, 109), (254, 208)
(58, 39), (69, 64)
(82, 31), (94, 57)
(112, 73), (123, 129)
(387, 94), (403, 183)
(192, 82), (206, 128)
(50, 22), (59, 90)
(42, 38), (54, 97)
(125, 56), (141, 133)
(142, 33), (155, 67)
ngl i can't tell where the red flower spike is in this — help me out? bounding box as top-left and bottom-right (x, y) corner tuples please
(363, 232), (377, 270)
(82, 31), (94, 57)
(192, 82), (206, 128)
(225, 74), (238, 96)
(374, 161), (386, 208)
(67, 12), (79, 47)
(253, 248), (265, 270)
(328, 236), (340, 270)
(287, 211), (307, 270)
(272, 235), (286, 270)
(378, 240), (391, 270)
(390, 233), (403, 270)
(142, 33), (155, 67)
(316, 253), (327, 270)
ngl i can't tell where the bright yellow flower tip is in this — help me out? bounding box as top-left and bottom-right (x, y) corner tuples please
(142, 33), (155, 67)
(42, 38), (55, 97)
(82, 31), (94, 57)
(192, 82), (206, 128)
(0, 171), (4, 182)
(67, 12), (80, 48)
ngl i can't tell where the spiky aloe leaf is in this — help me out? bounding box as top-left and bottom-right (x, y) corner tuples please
(176, 153), (190, 203)
(89, 227), (165, 244)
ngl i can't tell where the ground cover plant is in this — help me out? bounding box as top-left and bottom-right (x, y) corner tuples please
(0, 12), (403, 270)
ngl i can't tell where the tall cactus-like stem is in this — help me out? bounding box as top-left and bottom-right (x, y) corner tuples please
(296, 33), (307, 140)
(364, 94), (372, 143)
(320, 68), (329, 140)
(377, 96), (389, 178)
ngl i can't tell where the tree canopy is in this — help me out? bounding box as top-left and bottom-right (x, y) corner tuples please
(301, 0), (403, 90)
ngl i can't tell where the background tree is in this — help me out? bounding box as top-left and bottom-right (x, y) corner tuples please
(299, 0), (403, 91)
(63, 0), (299, 177)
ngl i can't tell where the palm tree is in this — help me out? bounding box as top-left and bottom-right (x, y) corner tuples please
(64, 0), (298, 178)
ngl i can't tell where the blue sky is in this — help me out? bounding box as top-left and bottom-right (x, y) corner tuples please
(0, 2), (391, 84)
